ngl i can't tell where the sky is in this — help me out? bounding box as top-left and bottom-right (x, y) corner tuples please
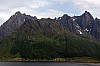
(0, 0), (100, 25)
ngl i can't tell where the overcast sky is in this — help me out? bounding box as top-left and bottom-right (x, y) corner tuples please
(0, 0), (100, 25)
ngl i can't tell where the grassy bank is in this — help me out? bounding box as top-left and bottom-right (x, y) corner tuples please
(68, 57), (100, 63)
(0, 57), (100, 63)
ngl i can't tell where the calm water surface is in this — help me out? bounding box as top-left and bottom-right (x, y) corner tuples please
(0, 62), (100, 66)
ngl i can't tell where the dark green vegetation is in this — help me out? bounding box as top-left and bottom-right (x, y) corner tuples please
(0, 18), (100, 61)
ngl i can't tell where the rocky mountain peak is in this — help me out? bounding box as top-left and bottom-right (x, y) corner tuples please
(82, 11), (93, 19)
(84, 11), (90, 14)
(83, 11), (94, 20)
(61, 14), (70, 19)
(0, 11), (100, 40)
(15, 11), (21, 15)
(0, 11), (37, 37)
(75, 11), (94, 31)
(95, 17), (99, 21)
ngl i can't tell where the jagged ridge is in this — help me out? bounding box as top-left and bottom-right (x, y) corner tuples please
(0, 11), (100, 40)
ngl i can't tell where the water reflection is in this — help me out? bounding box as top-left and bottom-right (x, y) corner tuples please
(0, 62), (99, 66)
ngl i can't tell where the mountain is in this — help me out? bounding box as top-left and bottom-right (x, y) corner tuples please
(0, 11), (100, 40)
(91, 18), (100, 39)
(0, 11), (37, 38)
(58, 12), (92, 39)
(0, 11), (100, 60)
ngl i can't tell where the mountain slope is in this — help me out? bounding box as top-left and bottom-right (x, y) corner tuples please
(0, 11), (100, 60)
(0, 11), (37, 38)
(0, 11), (100, 40)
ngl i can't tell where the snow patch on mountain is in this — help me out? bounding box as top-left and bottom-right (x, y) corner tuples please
(78, 30), (82, 34)
(84, 28), (89, 32)
(24, 19), (25, 21)
(73, 18), (75, 21)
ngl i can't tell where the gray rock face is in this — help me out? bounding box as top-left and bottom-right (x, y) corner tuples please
(76, 11), (94, 29)
(0, 11), (100, 40)
(91, 18), (100, 39)
(58, 14), (83, 34)
(58, 11), (100, 39)
(74, 11), (94, 35)
(0, 11), (37, 37)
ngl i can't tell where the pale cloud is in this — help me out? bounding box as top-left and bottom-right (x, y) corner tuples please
(0, 0), (49, 25)
(73, 0), (100, 18)
(0, 0), (68, 25)
(29, 0), (49, 9)
(36, 9), (65, 18)
(1, 0), (100, 26)
(0, 11), (11, 23)
(54, 0), (69, 4)
(74, 0), (100, 10)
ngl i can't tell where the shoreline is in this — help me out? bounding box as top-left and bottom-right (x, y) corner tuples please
(0, 57), (100, 63)
(0, 61), (100, 63)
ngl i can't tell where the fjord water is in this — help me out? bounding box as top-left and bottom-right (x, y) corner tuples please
(0, 62), (99, 66)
